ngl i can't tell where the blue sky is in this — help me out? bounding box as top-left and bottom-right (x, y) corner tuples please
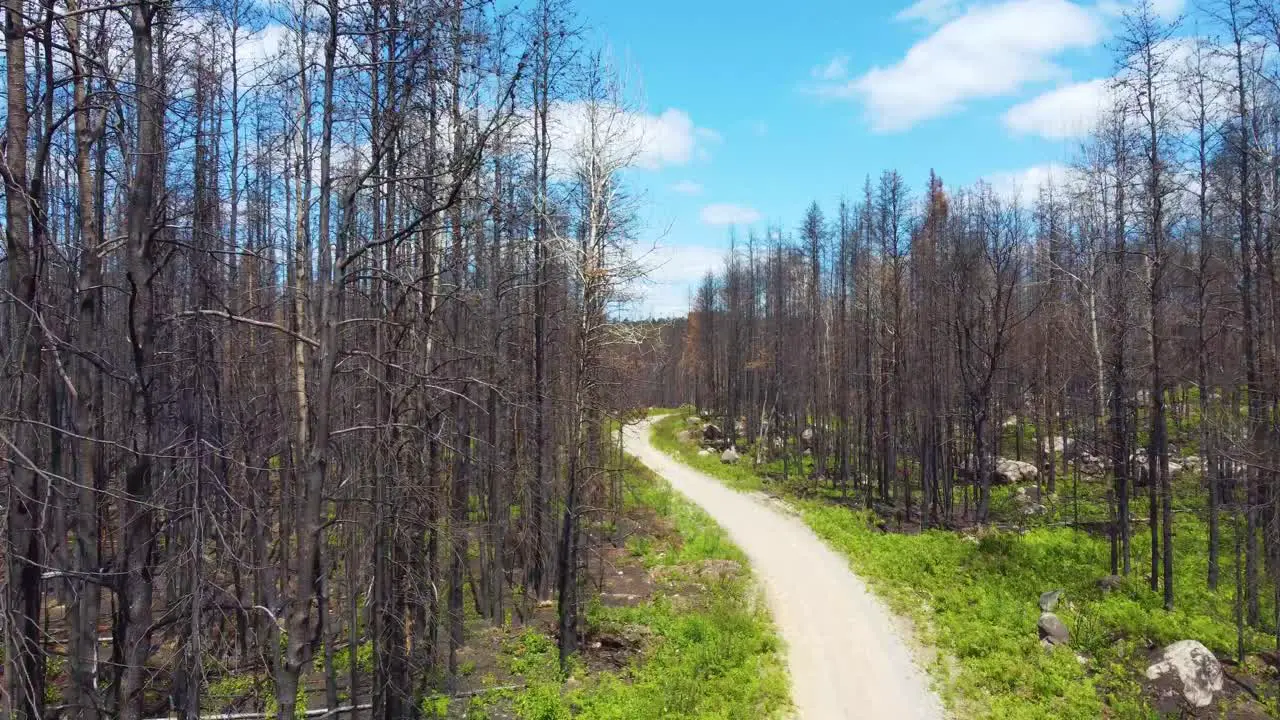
(578, 0), (1186, 316)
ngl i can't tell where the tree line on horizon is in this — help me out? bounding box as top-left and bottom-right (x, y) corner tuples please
(632, 0), (1280, 647)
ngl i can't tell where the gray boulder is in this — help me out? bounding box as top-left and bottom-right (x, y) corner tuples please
(1181, 455), (1206, 475)
(1097, 575), (1124, 592)
(1042, 436), (1077, 457)
(1145, 640), (1223, 709)
(1014, 487), (1046, 516)
(1078, 452), (1105, 476)
(995, 458), (1038, 485)
(1037, 612), (1070, 646)
(720, 447), (740, 464)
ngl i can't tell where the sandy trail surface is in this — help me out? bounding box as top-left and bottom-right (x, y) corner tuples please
(624, 420), (945, 720)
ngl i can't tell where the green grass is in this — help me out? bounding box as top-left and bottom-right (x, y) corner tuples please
(652, 412), (1278, 720)
(499, 455), (790, 720)
(652, 415), (767, 493)
(198, 450), (787, 720)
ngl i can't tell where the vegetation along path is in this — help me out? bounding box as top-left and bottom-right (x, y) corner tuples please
(624, 419), (944, 720)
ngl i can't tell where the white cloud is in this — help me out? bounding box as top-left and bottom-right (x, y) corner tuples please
(700, 204), (762, 226)
(634, 108), (700, 169)
(1005, 35), (1235, 140)
(238, 23), (288, 68)
(896, 0), (964, 25)
(696, 127), (723, 144)
(541, 103), (714, 175)
(625, 244), (725, 318)
(1152, 0), (1185, 19)
(818, 0), (1104, 131)
(1003, 78), (1112, 139)
(671, 180), (703, 195)
(813, 55), (850, 81)
(983, 162), (1078, 204)
(1166, 38), (1237, 125)
(167, 16), (288, 87)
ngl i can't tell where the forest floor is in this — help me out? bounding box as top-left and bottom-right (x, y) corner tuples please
(449, 454), (789, 719)
(624, 419), (945, 720)
(186, 455), (788, 719)
(36, 454), (783, 720)
(650, 411), (1280, 720)
(190, 455), (788, 719)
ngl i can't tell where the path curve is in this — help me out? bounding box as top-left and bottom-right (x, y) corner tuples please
(624, 420), (945, 720)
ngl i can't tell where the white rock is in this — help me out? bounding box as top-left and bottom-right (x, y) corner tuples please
(800, 427), (815, 448)
(1145, 640), (1223, 709)
(1042, 436), (1076, 456)
(995, 458), (1038, 485)
(1078, 452), (1105, 475)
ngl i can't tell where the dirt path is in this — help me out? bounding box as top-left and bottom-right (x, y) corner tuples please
(624, 421), (945, 720)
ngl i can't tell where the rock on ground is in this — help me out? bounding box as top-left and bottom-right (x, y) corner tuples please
(720, 447), (740, 464)
(1038, 612), (1070, 646)
(1097, 575), (1123, 592)
(1018, 486), (1044, 503)
(1145, 640), (1223, 709)
(1078, 452), (1105, 476)
(1042, 436), (1077, 457)
(1225, 701), (1274, 719)
(1015, 486), (1048, 515)
(1182, 456), (1206, 474)
(995, 458), (1038, 485)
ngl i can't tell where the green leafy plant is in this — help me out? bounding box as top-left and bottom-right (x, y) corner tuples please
(496, 455), (789, 719)
(651, 410), (1274, 719)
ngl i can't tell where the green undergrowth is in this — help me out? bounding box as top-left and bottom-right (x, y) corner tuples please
(652, 412), (1278, 720)
(496, 455), (789, 720)
(652, 414), (768, 493)
(198, 453), (787, 720)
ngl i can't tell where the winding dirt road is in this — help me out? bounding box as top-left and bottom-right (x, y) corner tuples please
(624, 421), (945, 720)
